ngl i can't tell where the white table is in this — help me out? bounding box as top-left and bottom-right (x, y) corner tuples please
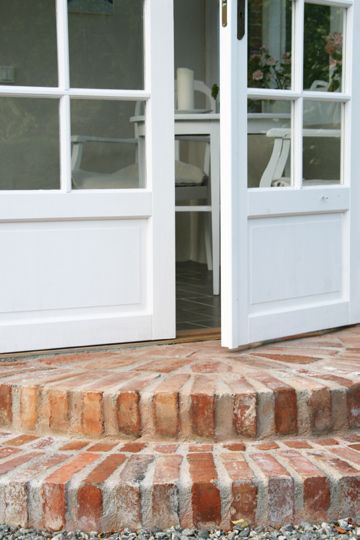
(131, 112), (221, 295)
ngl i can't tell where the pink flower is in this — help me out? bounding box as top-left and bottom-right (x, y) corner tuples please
(252, 70), (264, 81)
(325, 32), (343, 55)
(266, 57), (276, 66)
(282, 52), (291, 65)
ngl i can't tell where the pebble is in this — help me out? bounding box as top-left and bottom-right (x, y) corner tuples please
(0, 519), (358, 540)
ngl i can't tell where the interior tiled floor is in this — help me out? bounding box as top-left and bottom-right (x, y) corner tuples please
(176, 261), (220, 331)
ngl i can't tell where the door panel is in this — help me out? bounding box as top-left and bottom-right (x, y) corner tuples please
(220, 0), (358, 348)
(0, 0), (175, 353)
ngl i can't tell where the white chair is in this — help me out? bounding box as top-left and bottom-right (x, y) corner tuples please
(71, 80), (220, 295)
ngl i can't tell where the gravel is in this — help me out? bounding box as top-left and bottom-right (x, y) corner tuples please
(0, 519), (359, 540)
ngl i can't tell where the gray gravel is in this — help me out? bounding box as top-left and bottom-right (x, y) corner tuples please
(0, 519), (359, 540)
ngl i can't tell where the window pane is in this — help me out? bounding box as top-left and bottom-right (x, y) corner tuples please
(248, 0), (292, 90)
(303, 100), (341, 185)
(0, 98), (60, 190)
(0, 0), (58, 87)
(71, 100), (145, 189)
(248, 100), (292, 188)
(304, 4), (344, 92)
(68, 0), (144, 90)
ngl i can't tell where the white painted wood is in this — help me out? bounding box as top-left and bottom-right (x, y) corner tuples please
(220, 0), (357, 348)
(0, 0), (175, 352)
(144, 0), (175, 339)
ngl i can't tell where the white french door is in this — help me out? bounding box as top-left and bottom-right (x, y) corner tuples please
(220, 0), (360, 348)
(0, 0), (175, 352)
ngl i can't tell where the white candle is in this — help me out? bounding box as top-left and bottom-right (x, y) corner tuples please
(176, 67), (195, 111)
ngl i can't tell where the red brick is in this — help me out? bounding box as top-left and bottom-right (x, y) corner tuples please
(77, 454), (126, 531)
(82, 392), (104, 437)
(0, 447), (20, 459)
(229, 379), (257, 438)
(152, 455), (182, 528)
(0, 451), (40, 475)
(134, 358), (189, 373)
(119, 442), (146, 453)
(154, 444), (179, 454)
(279, 450), (330, 519)
(41, 452), (99, 530)
(0, 385), (12, 427)
(223, 443), (246, 452)
(48, 390), (69, 433)
(117, 392), (141, 436)
(221, 453), (257, 523)
(189, 444), (213, 453)
(20, 386), (39, 431)
(349, 443), (360, 451)
(310, 452), (359, 475)
(113, 455), (154, 530)
(253, 375), (297, 435)
(3, 453), (67, 527)
(250, 453), (294, 525)
(284, 440), (312, 449)
(153, 375), (189, 437)
(60, 440), (89, 451)
(332, 446), (360, 466)
(316, 438), (339, 446)
(255, 442), (279, 450)
(190, 376), (215, 438)
(187, 453), (221, 527)
(116, 376), (157, 437)
(87, 442), (118, 452)
(6, 434), (38, 446)
(309, 388), (332, 434)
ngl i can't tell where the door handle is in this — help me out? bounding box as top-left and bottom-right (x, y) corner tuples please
(237, 0), (245, 40)
(222, 0), (228, 27)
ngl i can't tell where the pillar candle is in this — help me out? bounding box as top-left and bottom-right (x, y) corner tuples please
(176, 68), (195, 111)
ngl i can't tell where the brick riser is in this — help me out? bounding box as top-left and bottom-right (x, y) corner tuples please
(0, 328), (359, 441)
(0, 432), (358, 532)
(0, 374), (358, 441)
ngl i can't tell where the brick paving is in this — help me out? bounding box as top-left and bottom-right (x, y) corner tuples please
(0, 326), (358, 440)
(0, 431), (355, 531)
(0, 325), (358, 530)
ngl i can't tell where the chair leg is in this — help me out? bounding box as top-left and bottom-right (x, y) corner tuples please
(204, 214), (213, 271)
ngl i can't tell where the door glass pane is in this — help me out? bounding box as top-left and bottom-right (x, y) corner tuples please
(0, 0), (58, 87)
(248, 0), (292, 90)
(71, 100), (145, 189)
(303, 100), (341, 185)
(248, 100), (292, 188)
(68, 0), (144, 90)
(304, 4), (344, 92)
(0, 98), (60, 190)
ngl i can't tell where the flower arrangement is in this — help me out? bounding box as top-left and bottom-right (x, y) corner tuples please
(248, 47), (291, 90)
(325, 32), (343, 92)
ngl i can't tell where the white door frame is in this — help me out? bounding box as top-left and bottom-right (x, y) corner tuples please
(220, 0), (360, 349)
(0, 0), (175, 352)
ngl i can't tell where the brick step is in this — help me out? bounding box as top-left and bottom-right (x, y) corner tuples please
(0, 326), (359, 441)
(0, 430), (358, 531)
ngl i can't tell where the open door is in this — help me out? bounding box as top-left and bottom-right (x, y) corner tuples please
(220, 0), (360, 348)
(0, 0), (175, 352)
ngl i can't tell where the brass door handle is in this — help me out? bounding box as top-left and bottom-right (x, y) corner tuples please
(222, 0), (228, 27)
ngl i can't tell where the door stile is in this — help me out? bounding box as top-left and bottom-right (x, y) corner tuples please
(349, 2), (360, 324)
(220, 0), (249, 348)
(144, 0), (176, 339)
